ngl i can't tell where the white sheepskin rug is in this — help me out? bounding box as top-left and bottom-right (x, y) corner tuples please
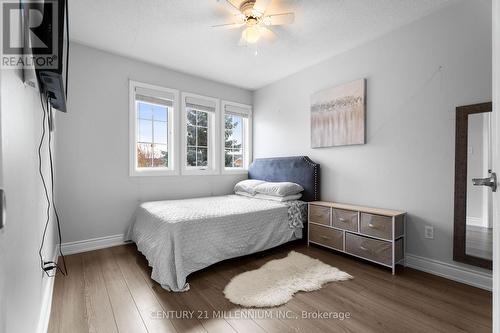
(223, 251), (353, 307)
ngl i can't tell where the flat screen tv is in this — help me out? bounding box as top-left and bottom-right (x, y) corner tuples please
(23, 0), (68, 112)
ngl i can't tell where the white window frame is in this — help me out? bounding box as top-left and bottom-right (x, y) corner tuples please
(181, 92), (220, 175)
(221, 100), (252, 174)
(129, 80), (180, 177)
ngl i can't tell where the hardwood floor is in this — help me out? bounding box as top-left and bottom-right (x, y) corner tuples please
(48, 242), (492, 333)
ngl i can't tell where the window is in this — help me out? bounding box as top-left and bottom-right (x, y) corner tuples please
(187, 108), (209, 167)
(137, 101), (169, 168)
(222, 101), (252, 172)
(181, 93), (220, 174)
(129, 81), (179, 176)
(130, 82), (251, 177)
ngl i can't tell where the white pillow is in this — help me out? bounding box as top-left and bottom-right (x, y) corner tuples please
(235, 191), (254, 198)
(234, 179), (266, 195)
(254, 193), (302, 202)
(254, 182), (304, 197)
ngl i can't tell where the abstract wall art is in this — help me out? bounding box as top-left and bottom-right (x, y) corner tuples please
(311, 79), (366, 148)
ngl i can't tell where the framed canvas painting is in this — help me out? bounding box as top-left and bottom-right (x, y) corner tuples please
(311, 79), (366, 148)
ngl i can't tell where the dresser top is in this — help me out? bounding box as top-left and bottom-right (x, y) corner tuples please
(310, 201), (406, 217)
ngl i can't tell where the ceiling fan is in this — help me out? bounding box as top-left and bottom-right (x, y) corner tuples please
(213, 0), (295, 45)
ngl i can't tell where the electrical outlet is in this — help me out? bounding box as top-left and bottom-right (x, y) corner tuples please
(424, 226), (434, 239)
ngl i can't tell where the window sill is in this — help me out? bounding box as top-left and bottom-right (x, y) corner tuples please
(221, 168), (248, 175)
(181, 168), (220, 176)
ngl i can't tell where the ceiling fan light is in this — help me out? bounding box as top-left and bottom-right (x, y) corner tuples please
(242, 26), (261, 44)
(262, 16), (272, 26)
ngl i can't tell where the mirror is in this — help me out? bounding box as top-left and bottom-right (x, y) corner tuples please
(465, 112), (492, 260)
(454, 102), (492, 269)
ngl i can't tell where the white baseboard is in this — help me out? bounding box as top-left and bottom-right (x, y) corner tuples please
(37, 247), (58, 333)
(61, 234), (127, 255)
(406, 253), (492, 291)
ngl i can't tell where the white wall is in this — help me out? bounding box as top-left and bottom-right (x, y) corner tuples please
(253, 0), (492, 271)
(55, 43), (252, 243)
(0, 69), (57, 333)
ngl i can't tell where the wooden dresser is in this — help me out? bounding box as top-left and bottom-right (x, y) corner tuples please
(307, 201), (406, 274)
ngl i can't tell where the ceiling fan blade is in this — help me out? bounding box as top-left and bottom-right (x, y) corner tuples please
(263, 12), (295, 26)
(211, 22), (245, 29)
(218, 0), (243, 14)
(260, 27), (277, 43)
(253, 0), (271, 15)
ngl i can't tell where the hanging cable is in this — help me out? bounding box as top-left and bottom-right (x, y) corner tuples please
(47, 97), (67, 276)
(37, 92), (53, 277)
(37, 0), (70, 277)
(37, 92), (68, 277)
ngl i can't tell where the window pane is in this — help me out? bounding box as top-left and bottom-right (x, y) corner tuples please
(187, 147), (197, 166)
(225, 129), (233, 148)
(232, 116), (243, 144)
(197, 111), (208, 127)
(224, 115), (232, 142)
(138, 119), (153, 142)
(137, 143), (153, 168)
(153, 105), (167, 121)
(187, 125), (196, 146)
(153, 144), (168, 167)
(187, 109), (197, 126)
(225, 115), (244, 169)
(185, 106), (211, 169)
(233, 154), (243, 168)
(197, 148), (208, 167)
(224, 115), (233, 149)
(154, 121), (168, 144)
(197, 127), (207, 147)
(133, 84), (176, 174)
(138, 102), (153, 120)
(225, 149), (233, 167)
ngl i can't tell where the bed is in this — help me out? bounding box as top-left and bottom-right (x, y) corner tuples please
(127, 156), (320, 292)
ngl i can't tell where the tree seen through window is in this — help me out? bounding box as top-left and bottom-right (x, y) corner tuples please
(225, 114), (243, 168)
(186, 109), (209, 167)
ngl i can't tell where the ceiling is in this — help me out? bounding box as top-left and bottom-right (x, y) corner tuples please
(69, 0), (456, 90)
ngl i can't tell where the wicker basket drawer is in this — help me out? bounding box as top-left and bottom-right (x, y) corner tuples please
(309, 224), (343, 250)
(332, 208), (358, 232)
(360, 213), (392, 240)
(345, 233), (393, 266)
(309, 205), (331, 226)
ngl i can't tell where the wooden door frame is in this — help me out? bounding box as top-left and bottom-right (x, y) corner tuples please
(453, 102), (493, 269)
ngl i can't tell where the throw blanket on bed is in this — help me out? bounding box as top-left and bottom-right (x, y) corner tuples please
(284, 200), (307, 229)
(127, 195), (306, 292)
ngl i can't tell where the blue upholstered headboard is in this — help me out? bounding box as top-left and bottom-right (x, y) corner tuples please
(248, 156), (320, 202)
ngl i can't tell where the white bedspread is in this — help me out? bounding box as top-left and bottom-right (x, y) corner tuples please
(127, 195), (306, 292)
